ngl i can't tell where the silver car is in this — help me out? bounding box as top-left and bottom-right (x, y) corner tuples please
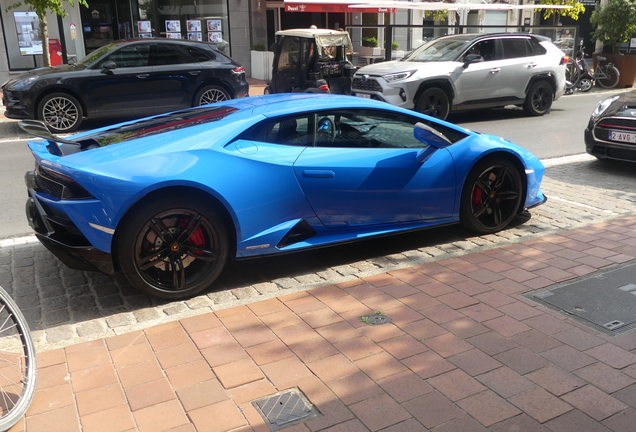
(352, 33), (567, 120)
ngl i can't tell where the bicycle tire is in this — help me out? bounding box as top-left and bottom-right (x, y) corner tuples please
(597, 65), (620, 88)
(0, 286), (37, 431)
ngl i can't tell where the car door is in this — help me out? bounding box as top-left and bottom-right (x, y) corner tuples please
(451, 39), (504, 105)
(496, 37), (538, 99)
(292, 109), (457, 228)
(85, 43), (156, 115)
(272, 37), (301, 93)
(148, 43), (206, 111)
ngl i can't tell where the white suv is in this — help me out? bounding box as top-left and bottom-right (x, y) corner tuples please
(352, 33), (567, 120)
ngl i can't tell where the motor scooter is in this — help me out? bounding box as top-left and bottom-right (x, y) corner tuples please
(565, 41), (593, 93)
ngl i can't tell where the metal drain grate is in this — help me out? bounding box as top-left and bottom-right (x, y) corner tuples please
(251, 387), (321, 431)
(525, 260), (636, 335)
(359, 312), (391, 326)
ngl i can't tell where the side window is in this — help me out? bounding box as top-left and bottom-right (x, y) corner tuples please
(464, 40), (496, 62)
(150, 44), (193, 65)
(277, 38), (300, 71)
(502, 38), (532, 59)
(103, 45), (150, 68)
(528, 38), (547, 56)
(187, 46), (212, 62)
(248, 115), (313, 146)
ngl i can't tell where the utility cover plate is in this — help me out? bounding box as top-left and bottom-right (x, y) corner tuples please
(252, 387), (321, 431)
(526, 260), (636, 335)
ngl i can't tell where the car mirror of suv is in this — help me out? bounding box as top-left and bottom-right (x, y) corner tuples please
(463, 54), (484, 67)
(100, 61), (117, 73)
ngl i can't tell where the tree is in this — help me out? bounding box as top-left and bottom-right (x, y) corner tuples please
(590, 0), (636, 53)
(540, 0), (586, 20)
(6, 0), (88, 67)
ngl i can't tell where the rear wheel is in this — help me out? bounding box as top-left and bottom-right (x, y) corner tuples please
(597, 66), (620, 89)
(264, 86), (273, 95)
(460, 158), (523, 234)
(577, 77), (593, 92)
(523, 81), (553, 116)
(116, 194), (229, 300)
(194, 85), (231, 106)
(415, 87), (450, 120)
(37, 93), (83, 133)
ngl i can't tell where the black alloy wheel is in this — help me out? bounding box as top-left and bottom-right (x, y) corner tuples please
(460, 158), (523, 234)
(523, 81), (553, 116)
(415, 87), (450, 120)
(117, 195), (229, 299)
(37, 93), (83, 133)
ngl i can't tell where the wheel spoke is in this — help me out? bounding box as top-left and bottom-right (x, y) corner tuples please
(171, 257), (186, 289)
(148, 218), (174, 244)
(473, 199), (491, 218)
(138, 247), (170, 271)
(176, 214), (202, 243)
(185, 246), (218, 261)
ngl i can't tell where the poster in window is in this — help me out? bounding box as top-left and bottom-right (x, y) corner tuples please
(165, 20), (181, 32)
(187, 20), (201, 32)
(138, 21), (151, 33)
(139, 33), (153, 38)
(166, 32), (182, 39)
(14, 11), (42, 55)
(207, 20), (221, 32)
(188, 32), (202, 41)
(208, 32), (223, 43)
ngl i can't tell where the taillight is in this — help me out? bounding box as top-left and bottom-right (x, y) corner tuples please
(560, 56), (569, 65)
(232, 67), (245, 74)
(318, 83), (330, 91)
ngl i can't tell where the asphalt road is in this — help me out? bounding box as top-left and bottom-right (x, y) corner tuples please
(0, 89), (626, 240)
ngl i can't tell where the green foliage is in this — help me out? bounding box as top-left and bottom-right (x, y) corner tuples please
(6, 0), (88, 19)
(590, 0), (636, 53)
(424, 10), (448, 22)
(539, 0), (586, 20)
(392, 40), (399, 50)
(362, 36), (378, 47)
(253, 42), (266, 51)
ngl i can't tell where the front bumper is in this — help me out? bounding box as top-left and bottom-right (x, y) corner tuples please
(25, 171), (115, 275)
(585, 118), (636, 162)
(352, 76), (414, 109)
(2, 89), (34, 119)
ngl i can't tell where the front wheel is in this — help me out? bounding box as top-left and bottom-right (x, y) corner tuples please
(460, 158), (523, 234)
(597, 66), (620, 89)
(577, 77), (593, 92)
(37, 92), (83, 133)
(415, 87), (450, 120)
(523, 81), (553, 116)
(194, 85), (231, 106)
(116, 194), (229, 300)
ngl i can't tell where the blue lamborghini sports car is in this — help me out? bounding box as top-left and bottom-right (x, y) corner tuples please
(23, 94), (546, 299)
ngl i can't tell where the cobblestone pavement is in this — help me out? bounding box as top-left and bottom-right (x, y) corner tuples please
(2, 153), (636, 351)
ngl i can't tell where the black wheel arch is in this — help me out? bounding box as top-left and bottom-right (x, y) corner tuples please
(112, 186), (237, 271)
(34, 87), (88, 119)
(524, 73), (557, 99)
(462, 151), (528, 215)
(413, 79), (455, 107)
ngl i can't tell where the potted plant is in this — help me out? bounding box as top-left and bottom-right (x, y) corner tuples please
(360, 36), (383, 57)
(250, 42), (274, 81)
(590, 0), (636, 87)
(391, 40), (404, 59)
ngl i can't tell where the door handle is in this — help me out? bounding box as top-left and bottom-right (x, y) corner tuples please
(302, 170), (335, 178)
(136, 74), (149, 79)
(490, 68), (501, 74)
(189, 71), (201, 76)
(527, 63), (538, 68)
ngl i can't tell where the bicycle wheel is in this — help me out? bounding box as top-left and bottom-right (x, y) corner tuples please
(0, 286), (37, 431)
(597, 65), (620, 88)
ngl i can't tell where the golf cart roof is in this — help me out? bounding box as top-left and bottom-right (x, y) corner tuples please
(275, 28), (350, 38)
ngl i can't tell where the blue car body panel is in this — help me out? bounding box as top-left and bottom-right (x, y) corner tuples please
(25, 93), (545, 263)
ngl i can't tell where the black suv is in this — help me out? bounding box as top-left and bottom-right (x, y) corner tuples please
(2, 39), (249, 133)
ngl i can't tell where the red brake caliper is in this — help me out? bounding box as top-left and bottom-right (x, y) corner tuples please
(472, 187), (483, 207)
(181, 218), (205, 255)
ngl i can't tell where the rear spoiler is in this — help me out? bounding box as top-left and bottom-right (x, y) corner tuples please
(19, 120), (82, 156)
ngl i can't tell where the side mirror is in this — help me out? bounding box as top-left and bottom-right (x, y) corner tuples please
(414, 122), (453, 163)
(463, 54), (483, 67)
(101, 61), (117, 73)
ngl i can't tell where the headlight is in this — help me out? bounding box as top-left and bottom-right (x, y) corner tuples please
(383, 70), (416, 83)
(591, 95), (620, 121)
(8, 75), (38, 90)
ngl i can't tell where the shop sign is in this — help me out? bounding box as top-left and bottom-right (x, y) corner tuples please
(285, 3), (396, 12)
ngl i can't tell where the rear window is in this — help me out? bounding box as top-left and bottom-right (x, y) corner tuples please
(76, 106), (237, 148)
(529, 37), (547, 55)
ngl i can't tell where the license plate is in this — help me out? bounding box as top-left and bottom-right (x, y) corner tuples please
(355, 93), (371, 99)
(610, 130), (636, 143)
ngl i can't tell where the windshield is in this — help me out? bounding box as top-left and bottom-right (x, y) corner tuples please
(77, 43), (122, 67)
(402, 37), (471, 62)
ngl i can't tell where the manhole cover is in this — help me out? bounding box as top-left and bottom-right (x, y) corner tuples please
(359, 312), (391, 326)
(525, 260), (636, 335)
(252, 387), (321, 431)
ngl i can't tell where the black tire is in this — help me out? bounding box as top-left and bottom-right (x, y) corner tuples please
(578, 77), (593, 92)
(415, 87), (450, 120)
(597, 66), (620, 89)
(0, 285), (37, 431)
(264, 86), (273, 95)
(37, 92), (83, 133)
(116, 194), (229, 300)
(523, 81), (553, 116)
(460, 158), (523, 234)
(194, 85), (231, 106)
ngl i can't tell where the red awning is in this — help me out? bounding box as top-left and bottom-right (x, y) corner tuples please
(284, 2), (396, 13)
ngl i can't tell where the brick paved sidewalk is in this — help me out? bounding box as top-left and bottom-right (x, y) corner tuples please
(13, 215), (636, 432)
